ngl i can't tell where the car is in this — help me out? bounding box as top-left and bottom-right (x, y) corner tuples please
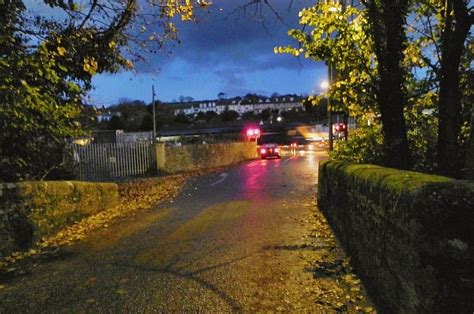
(259, 143), (280, 159)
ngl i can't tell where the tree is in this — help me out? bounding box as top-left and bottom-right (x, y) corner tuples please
(0, 0), (203, 181)
(195, 111), (207, 121)
(242, 111), (256, 120)
(217, 92), (227, 100)
(220, 110), (239, 122)
(107, 115), (126, 130)
(178, 96), (194, 103)
(434, 0), (473, 177)
(0, 2), (84, 181)
(277, 0), (472, 176)
(303, 96), (328, 123)
(139, 114), (154, 131)
(205, 110), (219, 122)
(361, 0), (412, 169)
(401, 0), (473, 176)
(174, 113), (190, 124)
(109, 100), (148, 131)
(259, 109), (271, 122)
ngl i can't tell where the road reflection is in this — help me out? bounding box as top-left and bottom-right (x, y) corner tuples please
(239, 160), (270, 200)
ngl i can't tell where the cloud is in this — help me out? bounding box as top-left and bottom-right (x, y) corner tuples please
(91, 0), (326, 104)
(213, 69), (248, 95)
(134, 0), (318, 74)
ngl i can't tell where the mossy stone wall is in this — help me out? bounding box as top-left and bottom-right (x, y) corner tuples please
(158, 142), (257, 173)
(0, 181), (118, 257)
(318, 160), (474, 313)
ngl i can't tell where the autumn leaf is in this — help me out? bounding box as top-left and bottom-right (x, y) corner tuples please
(57, 46), (66, 56)
(83, 62), (90, 73)
(116, 289), (127, 295)
(125, 59), (134, 69)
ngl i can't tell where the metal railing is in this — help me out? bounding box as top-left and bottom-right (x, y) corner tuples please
(72, 141), (155, 181)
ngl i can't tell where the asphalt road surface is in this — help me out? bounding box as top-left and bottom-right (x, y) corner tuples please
(0, 150), (373, 312)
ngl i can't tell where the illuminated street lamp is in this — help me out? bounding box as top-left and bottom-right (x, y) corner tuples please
(320, 80), (329, 90)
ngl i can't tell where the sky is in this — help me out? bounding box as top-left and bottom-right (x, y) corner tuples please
(89, 0), (328, 105)
(28, 0), (328, 106)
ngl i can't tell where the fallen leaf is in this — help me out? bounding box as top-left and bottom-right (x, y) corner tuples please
(116, 289), (127, 295)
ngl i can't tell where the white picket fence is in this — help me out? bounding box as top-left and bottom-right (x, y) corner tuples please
(72, 141), (155, 181)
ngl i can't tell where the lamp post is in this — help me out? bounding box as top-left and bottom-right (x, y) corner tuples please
(152, 85), (156, 143)
(321, 75), (334, 151)
(328, 64), (334, 151)
(323, 0), (338, 152)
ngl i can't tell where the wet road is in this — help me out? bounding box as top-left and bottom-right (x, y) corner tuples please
(0, 150), (373, 312)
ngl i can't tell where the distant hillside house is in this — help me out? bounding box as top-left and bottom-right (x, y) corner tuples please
(97, 111), (122, 122)
(171, 95), (304, 117)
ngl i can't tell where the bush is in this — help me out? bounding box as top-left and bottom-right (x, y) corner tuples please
(330, 124), (385, 165)
(332, 110), (440, 173)
(220, 110), (239, 122)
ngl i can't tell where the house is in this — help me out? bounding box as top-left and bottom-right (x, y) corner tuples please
(171, 95), (304, 117)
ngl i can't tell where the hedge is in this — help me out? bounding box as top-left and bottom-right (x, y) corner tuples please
(318, 160), (474, 313)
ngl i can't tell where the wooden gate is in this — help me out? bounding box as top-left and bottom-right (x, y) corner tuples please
(72, 141), (155, 181)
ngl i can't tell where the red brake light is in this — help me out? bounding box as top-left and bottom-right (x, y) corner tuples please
(260, 148), (267, 154)
(254, 128), (260, 135)
(247, 129), (254, 136)
(275, 148), (279, 153)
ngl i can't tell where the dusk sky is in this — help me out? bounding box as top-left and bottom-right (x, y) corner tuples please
(22, 0), (325, 105)
(86, 0), (326, 106)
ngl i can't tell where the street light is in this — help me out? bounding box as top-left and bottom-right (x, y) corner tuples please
(320, 80), (329, 90)
(321, 0), (338, 152)
(321, 78), (334, 151)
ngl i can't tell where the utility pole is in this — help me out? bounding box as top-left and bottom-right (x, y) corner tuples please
(328, 64), (334, 151)
(325, 0), (335, 151)
(152, 85), (156, 143)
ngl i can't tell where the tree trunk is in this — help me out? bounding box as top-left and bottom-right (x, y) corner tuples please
(463, 109), (474, 179)
(365, 0), (411, 169)
(437, 0), (472, 178)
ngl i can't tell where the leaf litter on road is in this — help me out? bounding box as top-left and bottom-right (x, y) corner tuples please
(0, 173), (192, 279)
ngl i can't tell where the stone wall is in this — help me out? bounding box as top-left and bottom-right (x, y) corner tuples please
(0, 181), (118, 257)
(317, 160), (474, 313)
(1, 143), (256, 258)
(156, 141), (257, 173)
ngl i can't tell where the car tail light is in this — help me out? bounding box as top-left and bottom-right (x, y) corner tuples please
(260, 148), (267, 154)
(254, 128), (260, 135)
(274, 148), (279, 153)
(247, 129), (255, 136)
